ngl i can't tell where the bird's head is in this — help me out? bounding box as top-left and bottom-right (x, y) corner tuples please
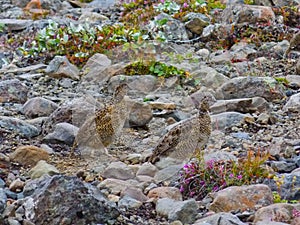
(113, 83), (129, 102)
(191, 96), (210, 112)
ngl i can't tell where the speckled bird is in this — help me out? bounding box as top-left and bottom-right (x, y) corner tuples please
(147, 96), (211, 163)
(73, 83), (129, 156)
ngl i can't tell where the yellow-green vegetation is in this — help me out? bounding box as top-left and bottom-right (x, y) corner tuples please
(179, 149), (270, 200)
(124, 60), (190, 78)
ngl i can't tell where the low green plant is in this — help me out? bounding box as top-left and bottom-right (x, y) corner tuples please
(124, 59), (190, 78)
(179, 149), (270, 200)
(0, 23), (4, 33)
(18, 20), (145, 66)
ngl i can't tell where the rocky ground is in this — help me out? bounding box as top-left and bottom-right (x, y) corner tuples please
(0, 0), (300, 224)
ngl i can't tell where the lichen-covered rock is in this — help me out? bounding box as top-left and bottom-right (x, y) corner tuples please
(20, 175), (119, 225)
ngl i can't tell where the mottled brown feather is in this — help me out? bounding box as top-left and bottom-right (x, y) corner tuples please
(148, 97), (211, 163)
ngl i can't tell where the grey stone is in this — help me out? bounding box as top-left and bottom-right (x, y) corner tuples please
(216, 76), (284, 101)
(184, 13), (210, 35)
(0, 116), (39, 138)
(22, 97), (59, 118)
(109, 75), (157, 93)
(118, 195), (143, 209)
(45, 56), (80, 80)
(102, 161), (135, 180)
(0, 188), (7, 213)
(221, 4), (275, 24)
(286, 75), (300, 88)
(211, 112), (252, 130)
(43, 122), (78, 146)
(154, 164), (182, 183)
(28, 160), (60, 179)
(194, 212), (247, 225)
(0, 19), (31, 31)
(128, 101), (153, 127)
(296, 58), (300, 74)
(21, 175), (119, 224)
(156, 198), (198, 224)
(283, 93), (300, 112)
(253, 203), (299, 224)
(82, 53), (112, 83)
(210, 97), (270, 114)
(136, 163), (158, 177)
(270, 161), (297, 173)
(0, 79), (29, 103)
(98, 178), (140, 195)
(191, 66), (230, 90)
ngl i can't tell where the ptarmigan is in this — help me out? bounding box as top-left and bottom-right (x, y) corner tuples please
(72, 83), (129, 158)
(148, 96), (211, 163)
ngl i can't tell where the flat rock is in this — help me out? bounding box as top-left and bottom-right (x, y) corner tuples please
(43, 122), (78, 146)
(193, 212), (247, 225)
(0, 19), (32, 31)
(102, 161), (135, 180)
(136, 163), (158, 177)
(0, 79), (29, 103)
(22, 97), (59, 118)
(253, 203), (300, 224)
(45, 56), (80, 80)
(209, 184), (273, 212)
(0, 188), (7, 213)
(210, 97), (270, 114)
(28, 160), (60, 179)
(147, 187), (182, 201)
(215, 76), (284, 101)
(10, 145), (49, 168)
(283, 93), (300, 112)
(191, 66), (230, 90)
(98, 178), (140, 195)
(156, 198), (198, 224)
(128, 101), (153, 127)
(82, 53), (112, 83)
(211, 112), (253, 130)
(0, 116), (39, 138)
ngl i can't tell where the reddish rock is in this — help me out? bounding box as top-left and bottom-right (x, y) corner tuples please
(10, 145), (49, 167)
(209, 184), (273, 212)
(147, 187), (183, 201)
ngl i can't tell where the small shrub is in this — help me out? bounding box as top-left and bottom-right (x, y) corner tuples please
(179, 149), (270, 200)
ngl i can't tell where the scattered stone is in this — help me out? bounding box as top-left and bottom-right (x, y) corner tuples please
(102, 161), (135, 180)
(10, 145), (49, 167)
(9, 178), (25, 192)
(211, 112), (252, 130)
(147, 187), (182, 201)
(22, 97), (58, 118)
(210, 97), (270, 114)
(20, 175), (119, 224)
(128, 101), (153, 127)
(156, 198), (198, 224)
(43, 122), (78, 146)
(118, 195), (143, 209)
(0, 116), (39, 138)
(45, 56), (80, 80)
(98, 178), (139, 195)
(253, 203), (300, 224)
(209, 184), (273, 212)
(136, 163), (158, 177)
(82, 53), (112, 83)
(28, 160), (60, 179)
(121, 187), (148, 202)
(184, 12), (210, 35)
(191, 66), (230, 90)
(0, 79), (29, 103)
(283, 93), (300, 112)
(0, 19), (31, 31)
(215, 76), (284, 101)
(194, 212), (247, 225)
(0, 188), (7, 213)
